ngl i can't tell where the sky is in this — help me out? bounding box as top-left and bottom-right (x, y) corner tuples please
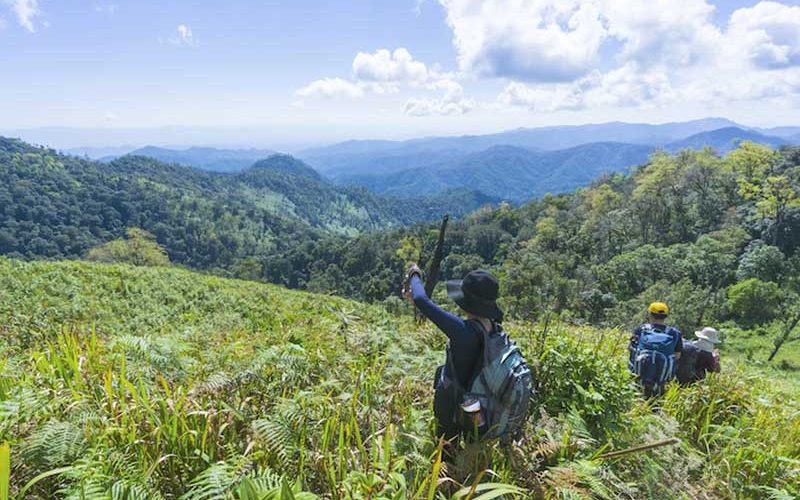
(2, 0), (800, 148)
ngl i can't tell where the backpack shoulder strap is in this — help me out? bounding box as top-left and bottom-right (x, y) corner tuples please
(465, 318), (493, 385)
(637, 323), (652, 347)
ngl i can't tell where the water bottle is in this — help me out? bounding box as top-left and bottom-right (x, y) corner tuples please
(461, 395), (486, 429)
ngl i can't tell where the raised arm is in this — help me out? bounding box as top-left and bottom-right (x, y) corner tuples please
(409, 274), (471, 342)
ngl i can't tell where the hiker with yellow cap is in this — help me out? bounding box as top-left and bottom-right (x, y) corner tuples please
(628, 302), (683, 397)
(676, 327), (721, 385)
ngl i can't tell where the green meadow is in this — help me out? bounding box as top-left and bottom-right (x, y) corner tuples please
(1, 258), (797, 499)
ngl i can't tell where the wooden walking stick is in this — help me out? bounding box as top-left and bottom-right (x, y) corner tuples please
(425, 214), (449, 298)
(410, 214), (449, 324)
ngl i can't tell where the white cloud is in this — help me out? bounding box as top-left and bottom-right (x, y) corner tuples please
(405, 80), (474, 116)
(3, 0), (42, 32)
(728, 1), (800, 69)
(94, 3), (117, 14)
(499, 63), (675, 112)
(297, 48), (466, 112)
(404, 96), (474, 116)
(169, 24), (195, 46)
(296, 78), (364, 99)
(438, 0), (608, 82)
(296, 2), (800, 118)
(352, 48), (429, 84)
(481, 0), (800, 113)
(0, 16), (6, 29)
(598, 0), (721, 68)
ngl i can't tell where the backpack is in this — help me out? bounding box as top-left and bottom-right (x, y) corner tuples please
(464, 321), (532, 441)
(675, 340), (700, 384)
(632, 323), (678, 390)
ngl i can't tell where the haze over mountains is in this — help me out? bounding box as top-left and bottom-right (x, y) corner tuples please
(295, 119), (797, 201)
(102, 146), (278, 173)
(7, 118), (797, 204)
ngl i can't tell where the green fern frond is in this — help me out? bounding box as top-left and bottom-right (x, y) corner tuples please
(755, 486), (796, 500)
(251, 418), (295, 464)
(180, 462), (237, 500)
(565, 407), (596, 446)
(111, 479), (165, 500)
(22, 419), (86, 469)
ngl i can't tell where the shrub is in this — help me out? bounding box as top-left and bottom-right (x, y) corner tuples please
(533, 326), (635, 439)
(736, 240), (786, 283)
(86, 228), (169, 267)
(726, 278), (782, 327)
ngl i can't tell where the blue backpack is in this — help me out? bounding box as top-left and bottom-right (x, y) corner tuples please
(631, 324), (678, 391)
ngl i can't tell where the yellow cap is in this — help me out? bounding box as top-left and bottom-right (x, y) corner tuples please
(648, 302), (670, 316)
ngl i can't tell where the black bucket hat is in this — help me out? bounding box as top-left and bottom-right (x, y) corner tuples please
(446, 269), (504, 321)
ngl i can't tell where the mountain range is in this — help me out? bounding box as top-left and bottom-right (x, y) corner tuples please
(17, 118), (800, 205)
(341, 142), (655, 201)
(311, 124), (794, 201)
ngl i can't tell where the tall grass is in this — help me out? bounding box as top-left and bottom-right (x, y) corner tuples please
(0, 257), (797, 498)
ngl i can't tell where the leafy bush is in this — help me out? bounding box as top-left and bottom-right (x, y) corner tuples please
(533, 326), (635, 439)
(86, 227), (170, 267)
(736, 240), (786, 283)
(726, 278), (782, 326)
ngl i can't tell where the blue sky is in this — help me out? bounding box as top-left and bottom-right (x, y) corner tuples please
(2, 0), (800, 147)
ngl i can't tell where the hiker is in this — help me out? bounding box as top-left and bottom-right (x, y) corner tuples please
(629, 302), (682, 398)
(676, 327), (721, 385)
(403, 265), (531, 454)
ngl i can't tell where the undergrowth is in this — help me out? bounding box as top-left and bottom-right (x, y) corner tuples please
(0, 257), (797, 498)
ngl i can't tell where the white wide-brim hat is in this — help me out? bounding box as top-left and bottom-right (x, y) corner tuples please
(695, 327), (721, 344)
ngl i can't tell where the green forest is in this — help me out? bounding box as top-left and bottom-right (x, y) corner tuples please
(1, 138), (800, 498)
(0, 138), (491, 271)
(269, 144), (800, 352)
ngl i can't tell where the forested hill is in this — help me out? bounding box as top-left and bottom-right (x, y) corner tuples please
(0, 137), (492, 272)
(267, 144), (800, 344)
(665, 126), (788, 154)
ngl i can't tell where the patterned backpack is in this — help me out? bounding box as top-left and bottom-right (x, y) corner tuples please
(465, 321), (532, 440)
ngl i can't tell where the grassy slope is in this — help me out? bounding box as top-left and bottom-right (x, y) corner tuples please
(0, 258), (798, 499)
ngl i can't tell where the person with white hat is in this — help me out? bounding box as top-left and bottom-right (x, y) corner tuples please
(676, 327), (722, 385)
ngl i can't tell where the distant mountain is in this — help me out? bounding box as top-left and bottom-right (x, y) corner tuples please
(307, 148), (472, 180)
(340, 142), (655, 202)
(116, 146), (278, 173)
(299, 118), (739, 178)
(755, 126), (800, 139)
(665, 127), (789, 154)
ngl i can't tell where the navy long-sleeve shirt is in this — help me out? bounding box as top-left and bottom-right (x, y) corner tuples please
(410, 275), (482, 388)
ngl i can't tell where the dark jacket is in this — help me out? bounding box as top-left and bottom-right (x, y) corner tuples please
(410, 275), (481, 388)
